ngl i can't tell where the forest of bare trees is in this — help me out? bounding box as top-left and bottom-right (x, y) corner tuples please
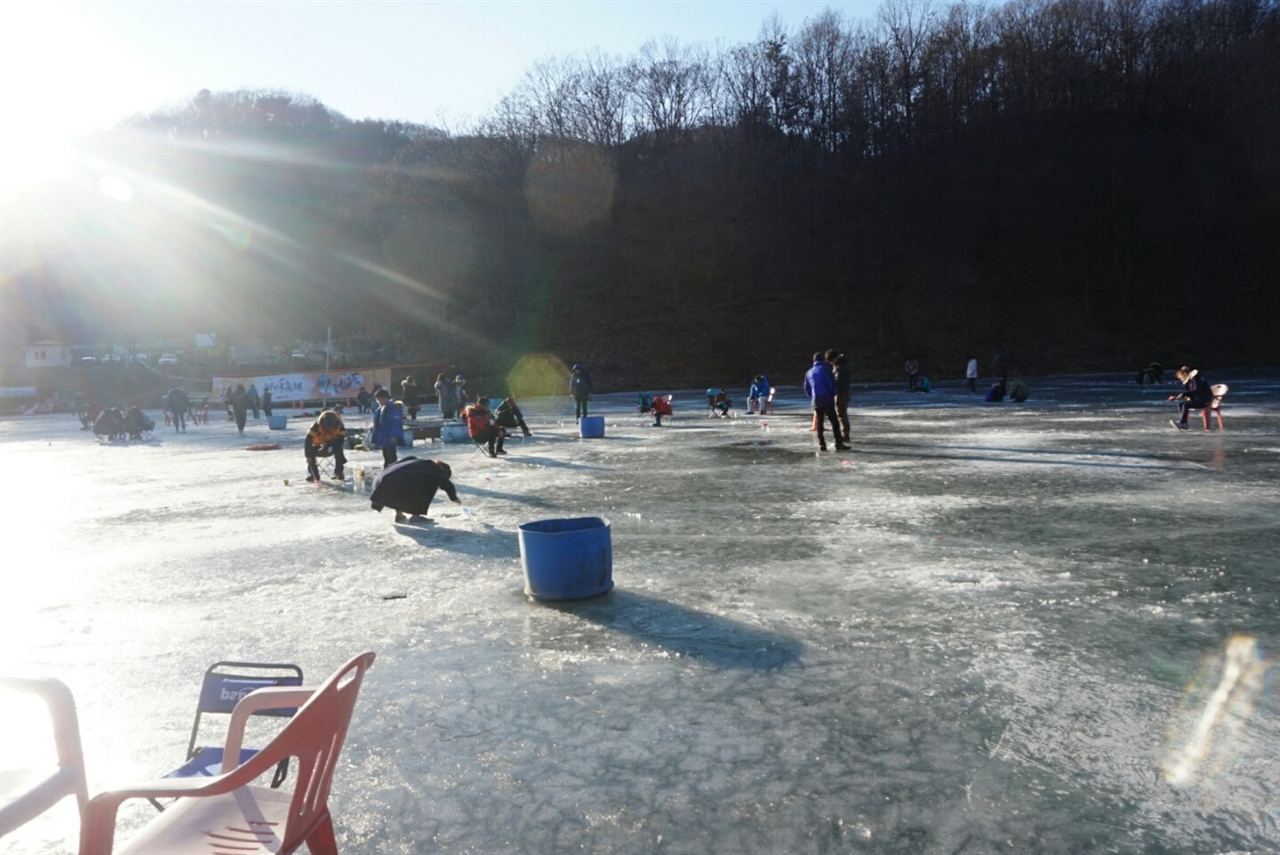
(5, 0), (1276, 387)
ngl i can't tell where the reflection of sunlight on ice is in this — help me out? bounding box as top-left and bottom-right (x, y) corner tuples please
(0, 454), (85, 667)
(0, 690), (56, 771)
(1162, 634), (1269, 785)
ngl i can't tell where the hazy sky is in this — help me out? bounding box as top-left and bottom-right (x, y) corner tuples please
(2, 1), (877, 129)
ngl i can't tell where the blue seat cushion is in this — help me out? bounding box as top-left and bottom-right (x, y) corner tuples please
(166, 746), (258, 779)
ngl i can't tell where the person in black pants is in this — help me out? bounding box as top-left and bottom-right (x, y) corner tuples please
(496, 397), (532, 437)
(229, 384), (249, 435)
(570, 364), (592, 421)
(304, 410), (346, 481)
(804, 352), (848, 452)
(401, 375), (421, 421)
(827, 349), (851, 443)
(1169, 366), (1212, 429)
(262, 388), (273, 416)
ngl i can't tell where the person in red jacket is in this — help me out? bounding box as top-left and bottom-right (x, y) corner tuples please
(651, 394), (673, 426)
(464, 397), (506, 457)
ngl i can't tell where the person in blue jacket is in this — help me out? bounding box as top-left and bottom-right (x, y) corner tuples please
(748, 375), (771, 414)
(369, 388), (406, 466)
(570, 364), (593, 421)
(804, 352), (848, 451)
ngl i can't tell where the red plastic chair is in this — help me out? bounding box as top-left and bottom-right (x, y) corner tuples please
(1192, 384), (1229, 430)
(0, 677), (88, 838)
(79, 651), (375, 855)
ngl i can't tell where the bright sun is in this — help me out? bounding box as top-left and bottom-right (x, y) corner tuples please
(0, 2), (163, 194)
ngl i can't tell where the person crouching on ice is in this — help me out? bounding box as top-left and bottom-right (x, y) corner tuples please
(369, 388), (406, 466)
(370, 458), (462, 524)
(304, 410), (346, 482)
(464, 396), (506, 457)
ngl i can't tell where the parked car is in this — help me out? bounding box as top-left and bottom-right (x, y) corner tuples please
(157, 353), (180, 366)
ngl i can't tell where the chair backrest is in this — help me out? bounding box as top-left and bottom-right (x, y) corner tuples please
(269, 652), (375, 852)
(1210, 384), (1228, 406)
(188, 662), (303, 759)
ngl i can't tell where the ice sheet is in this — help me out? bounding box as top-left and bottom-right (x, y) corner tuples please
(1, 372), (1277, 853)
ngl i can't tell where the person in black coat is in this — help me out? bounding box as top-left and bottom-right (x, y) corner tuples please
(229, 384), (249, 434)
(167, 386), (189, 432)
(401, 375), (421, 420)
(262, 388), (273, 417)
(1169, 366), (1212, 429)
(495, 397), (532, 437)
(370, 457), (461, 523)
(827, 349), (852, 442)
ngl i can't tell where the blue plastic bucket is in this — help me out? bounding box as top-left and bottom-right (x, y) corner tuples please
(579, 415), (605, 438)
(267, 414), (288, 430)
(442, 422), (470, 443)
(519, 517), (613, 601)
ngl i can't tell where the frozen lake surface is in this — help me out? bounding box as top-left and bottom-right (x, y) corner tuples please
(1, 372), (1277, 854)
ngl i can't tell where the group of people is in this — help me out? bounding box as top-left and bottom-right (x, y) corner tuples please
(432, 373), (469, 420)
(805, 350), (853, 451)
(92, 405), (154, 441)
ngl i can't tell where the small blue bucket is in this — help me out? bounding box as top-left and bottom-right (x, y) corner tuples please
(519, 517), (613, 601)
(267, 414), (288, 430)
(579, 415), (605, 438)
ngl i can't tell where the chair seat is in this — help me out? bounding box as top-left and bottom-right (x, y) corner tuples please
(167, 746), (258, 780)
(119, 784), (295, 855)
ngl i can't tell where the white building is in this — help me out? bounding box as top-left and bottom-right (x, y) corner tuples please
(23, 341), (71, 368)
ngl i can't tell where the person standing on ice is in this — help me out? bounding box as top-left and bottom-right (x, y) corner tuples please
(828, 350), (852, 442)
(229, 384), (249, 435)
(247, 383), (260, 419)
(370, 457), (461, 524)
(570, 364), (593, 421)
(262, 387), (273, 416)
(304, 410), (346, 482)
(805, 352), (848, 452)
(966, 357), (979, 393)
(400, 375), (421, 421)
(434, 373), (458, 419)
(905, 357), (920, 392)
(369, 388), (406, 466)
(167, 385), (189, 433)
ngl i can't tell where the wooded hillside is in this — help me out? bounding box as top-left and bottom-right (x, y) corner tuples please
(4, 0), (1276, 389)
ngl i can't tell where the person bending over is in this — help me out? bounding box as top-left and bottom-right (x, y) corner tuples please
(1169, 366), (1212, 430)
(370, 457), (462, 523)
(304, 410), (346, 482)
(465, 396), (506, 457)
(496, 397), (532, 437)
(369, 389), (406, 466)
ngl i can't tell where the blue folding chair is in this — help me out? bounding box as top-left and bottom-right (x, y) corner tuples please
(149, 661), (303, 810)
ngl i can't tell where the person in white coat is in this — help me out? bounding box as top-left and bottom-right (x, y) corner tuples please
(966, 357), (979, 393)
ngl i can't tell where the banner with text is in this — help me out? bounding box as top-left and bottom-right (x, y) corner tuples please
(212, 367), (393, 404)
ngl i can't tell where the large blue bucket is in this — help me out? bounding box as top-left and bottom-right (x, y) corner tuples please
(267, 414), (288, 430)
(519, 517), (613, 601)
(579, 415), (605, 438)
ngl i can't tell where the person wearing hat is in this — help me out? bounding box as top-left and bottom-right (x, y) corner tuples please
(453, 374), (468, 409)
(570, 364), (593, 421)
(804, 352), (848, 452)
(1168, 366), (1212, 430)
